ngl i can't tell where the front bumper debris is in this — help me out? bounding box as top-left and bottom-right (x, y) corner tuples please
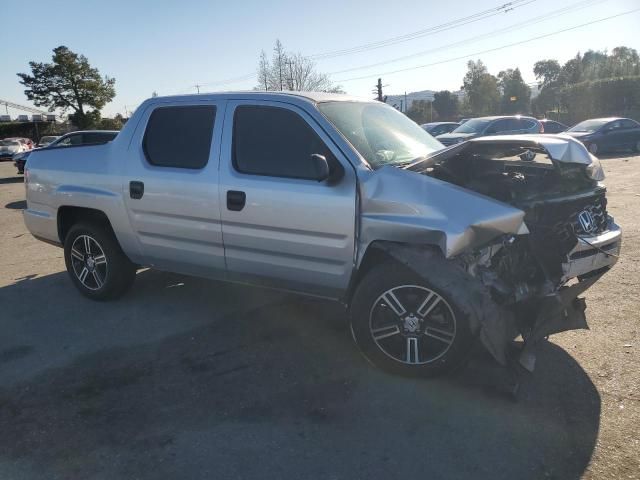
(561, 220), (621, 282)
(373, 235), (619, 373)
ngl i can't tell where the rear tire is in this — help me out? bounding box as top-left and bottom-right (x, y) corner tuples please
(350, 261), (475, 377)
(63, 223), (136, 301)
(634, 140), (640, 153)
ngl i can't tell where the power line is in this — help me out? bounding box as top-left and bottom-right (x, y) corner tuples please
(173, 0), (536, 92)
(327, 0), (604, 76)
(310, 0), (536, 60)
(0, 99), (48, 115)
(334, 8), (640, 83)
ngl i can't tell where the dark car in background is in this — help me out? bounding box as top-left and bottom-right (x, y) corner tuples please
(421, 122), (459, 137)
(436, 115), (543, 146)
(564, 117), (640, 155)
(539, 119), (568, 134)
(14, 130), (119, 174)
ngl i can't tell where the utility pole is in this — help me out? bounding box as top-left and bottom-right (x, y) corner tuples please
(376, 78), (383, 102)
(404, 91), (407, 113)
(195, 85), (201, 94)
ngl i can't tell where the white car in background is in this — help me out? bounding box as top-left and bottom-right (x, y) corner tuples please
(0, 139), (27, 161)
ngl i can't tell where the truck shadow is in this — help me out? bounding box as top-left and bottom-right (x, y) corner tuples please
(0, 270), (600, 480)
(4, 200), (26, 210)
(0, 176), (23, 185)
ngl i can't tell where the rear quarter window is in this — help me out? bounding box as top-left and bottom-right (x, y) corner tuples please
(621, 119), (639, 129)
(143, 105), (216, 169)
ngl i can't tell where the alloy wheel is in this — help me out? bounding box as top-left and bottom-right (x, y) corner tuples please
(70, 235), (108, 290)
(369, 285), (457, 365)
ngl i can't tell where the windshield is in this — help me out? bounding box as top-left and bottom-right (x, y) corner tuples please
(568, 119), (609, 132)
(40, 136), (56, 143)
(451, 118), (491, 134)
(318, 101), (443, 168)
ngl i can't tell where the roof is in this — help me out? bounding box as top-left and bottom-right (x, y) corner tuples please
(470, 115), (539, 121)
(59, 130), (119, 135)
(149, 91), (373, 105)
(581, 117), (627, 122)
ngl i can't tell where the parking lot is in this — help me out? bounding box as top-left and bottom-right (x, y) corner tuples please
(0, 157), (637, 479)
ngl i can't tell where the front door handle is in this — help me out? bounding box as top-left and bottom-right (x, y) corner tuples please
(130, 181), (144, 199)
(227, 190), (246, 211)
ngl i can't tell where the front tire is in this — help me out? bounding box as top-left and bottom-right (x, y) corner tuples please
(63, 223), (136, 300)
(350, 262), (475, 377)
(588, 142), (599, 155)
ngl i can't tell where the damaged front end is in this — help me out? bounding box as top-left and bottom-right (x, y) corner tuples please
(366, 135), (621, 371)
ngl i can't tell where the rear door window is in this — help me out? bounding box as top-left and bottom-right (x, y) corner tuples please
(58, 134), (83, 146)
(489, 119), (511, 133)
(544, 121), (563, 133)
(143, 105), (216, 169)
(517, 119), (536, 130)
(605, 121), (621, 131)
(233, 105), (334, 179)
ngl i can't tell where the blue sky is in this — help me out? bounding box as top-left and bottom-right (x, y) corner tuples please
(1, 0), (638, 117)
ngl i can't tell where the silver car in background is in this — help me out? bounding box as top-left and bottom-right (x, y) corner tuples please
(436, 115), (543, 146)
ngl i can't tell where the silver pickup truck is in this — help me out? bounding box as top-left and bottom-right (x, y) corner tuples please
(23, 92), (621, 377)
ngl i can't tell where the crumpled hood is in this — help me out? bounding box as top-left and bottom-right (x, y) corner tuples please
(413, 134), (599, 167)
(357, 166), (528, 259)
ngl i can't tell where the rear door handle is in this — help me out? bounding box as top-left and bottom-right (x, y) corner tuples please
(130, 181), (144, 199)
(227, 190), (246, 211)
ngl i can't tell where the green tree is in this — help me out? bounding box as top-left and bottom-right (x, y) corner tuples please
(98, 116), (124, 130)
(432, 90), (459, 120)
(533, 59), (566, 118)
(461, 60), (500, 116)
(559, 54), (584, 85)
(17, 46), (116, 129)
(607, 47), (640, 77)
(533, 59), (561, 87)
(406, 100), (435, 124)
(497, 68), (531, 114)
(532, 46), (640, 121)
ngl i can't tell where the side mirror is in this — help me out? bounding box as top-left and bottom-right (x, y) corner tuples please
(310, 154), (330, 182)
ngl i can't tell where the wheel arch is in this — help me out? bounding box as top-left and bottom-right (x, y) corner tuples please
(57, 206), (116, 244)
(345, 240), (442, 305)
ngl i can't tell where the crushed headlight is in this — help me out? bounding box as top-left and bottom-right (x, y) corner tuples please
(586, 155), (605, 181)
